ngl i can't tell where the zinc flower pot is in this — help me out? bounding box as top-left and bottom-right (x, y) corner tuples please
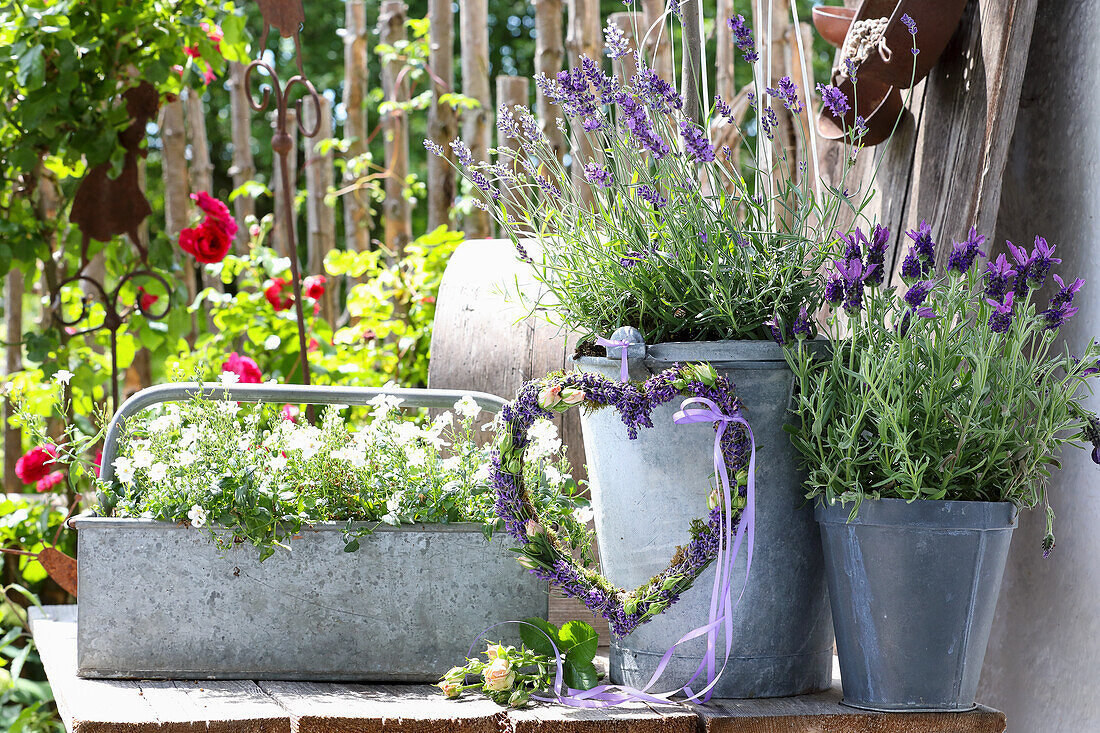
(74, 517), (547, 680)
(815, 498), (1017, 711)
(574, 338), (833, 698)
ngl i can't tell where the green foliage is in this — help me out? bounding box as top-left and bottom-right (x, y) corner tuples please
(0, 499), (77, 591)
(0, 585), (61, 733)
(785, 231), (1100, 552)
(439, 619), (601, 707)
(97, 388), (590, 561)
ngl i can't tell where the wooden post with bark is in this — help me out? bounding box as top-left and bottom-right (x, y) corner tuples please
(228, 62), (257, 252)
(379, 0), (413, 258)
(303, 96), (337, 325)
(534, 0), (568, 166)
(3, 272), (23, 491)
(566, 0), (601, 206)
(642, 0), (674, 82)
(460, 0), (493, 237)
(679, 0), (703, 126)
(342, 0), (372, 255)
(159, 97), (197, 343)
(270, 107), (298, 260)
(426, 0), (457, 232)
(183, 88), (214, 196)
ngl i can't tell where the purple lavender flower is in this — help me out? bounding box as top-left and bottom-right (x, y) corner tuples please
(583, 162), (614, 188)
(581, 55), (619, 105)
(497, 104), (521, 139)
(915, 306), (938, 319)
(760, 106), (778, 140)
(843, 57), (859, 83)
(766, 76), (804, 113)
(423, 139), (445, 157)
(1042, 303), (1080, 330)
(853, 116), (868, 139)
(450, 138), (475, 167)
(905, 220), (936, 275)
(1052, 274), (1085, 307)
(714, 94), (734, 123)
(816, 83), (850, 118)
(1005, 239), (1033, 297)
(617, 93), (672, 158)
(904, 280), (933, 309)
(637, 183), (668, 210)
(680, 121), (716, 162)
(619, 250), (646, 268)
(983, 254), (1017, 302)
(727, 15), (759, 63)
(631, 67), (682, 114)
(987, 292), (1015, 334)
(835, 259), (875, 314)
(514, 107), (545, 153)
(604, 19), (630, 59)
(946, 226), (987, 275)
(900, 248), (922, 281)
(838, 229), (862, 262)
(791, 306), (813, 339)
(901, 13), (917, 34)
(766, 316), (785, 346)
(824, 275), (845, 305)
(1028, 236), (1061, 286)
(865, 224), (889, 286)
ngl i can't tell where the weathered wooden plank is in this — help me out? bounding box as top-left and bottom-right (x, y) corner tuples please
(30, 606), (290, 733)
(508, 699), (696, 733)
(691, 685), (1006, 732)
(259, 681), (505, 733)
(822, 0), (1039, 279)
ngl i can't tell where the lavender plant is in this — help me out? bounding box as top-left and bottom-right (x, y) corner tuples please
(428, 12), (893, 344)
(785, 224), (1100, 554)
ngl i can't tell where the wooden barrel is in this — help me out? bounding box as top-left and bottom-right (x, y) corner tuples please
(429, 238), (609, 640)
(428, 238), (585, 472)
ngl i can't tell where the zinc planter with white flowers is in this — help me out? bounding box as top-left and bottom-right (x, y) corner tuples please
(77, 382), (587, 681)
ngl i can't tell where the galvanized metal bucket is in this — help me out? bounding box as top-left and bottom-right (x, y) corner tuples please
(77, 383), (548, 681)
(574, 336), (834, 698)
(816, 498), (1017, 711)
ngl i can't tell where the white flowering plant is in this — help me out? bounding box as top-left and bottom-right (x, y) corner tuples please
(97, 390), (593, 561)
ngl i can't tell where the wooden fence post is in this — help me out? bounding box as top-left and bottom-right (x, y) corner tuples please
(379, 0), (413, 258)
(716, 0), (736, 104)
(642, 0), (674, 82)
(160, 97), (197, 343)
(427, 0), (457, 232)
(534, 0), (568, 166)
(183, 88), (214, 196)
(303, 96), (337, 325)
(679, 0), (703, 126)
(270, 107), (298, 260)
(460, 0), (493, 238)
(228, 62), (257, 252)
(342, 0), (372, 255)
(3, 272), (23, 491)
(566, 0), (600, 206)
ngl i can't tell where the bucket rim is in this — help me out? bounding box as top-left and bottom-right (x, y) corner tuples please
(815, 497), (1019, 530)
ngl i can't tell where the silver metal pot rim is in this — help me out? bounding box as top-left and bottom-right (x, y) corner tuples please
(573, 338), (830, 373)
(815, 497), (1019, 530)
(70, 516), (491, 534)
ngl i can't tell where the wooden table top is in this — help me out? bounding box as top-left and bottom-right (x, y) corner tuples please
(30, 605), (1006, 733)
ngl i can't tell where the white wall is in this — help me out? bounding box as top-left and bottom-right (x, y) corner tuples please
(978, 3), (1100, 730)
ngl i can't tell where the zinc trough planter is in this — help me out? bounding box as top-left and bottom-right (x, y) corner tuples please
(816, 497), (1017, 711)
(77, 383), (548, 681)
(573, 334), (834, 698)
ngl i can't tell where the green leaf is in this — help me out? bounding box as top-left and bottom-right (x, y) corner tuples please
(562, 659), (599, 690)
(518, 617), (559, 658)
(557, 620), (598, 665)
(343, 539), (360, 552)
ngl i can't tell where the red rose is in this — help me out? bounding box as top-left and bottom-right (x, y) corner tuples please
(281, 404), (299, 423)
(179, 217), (232, 264)
(419, 295), (436, 306)
(189, 192), (237, 237)
(222, 352), (263, 384)
(15, 445), (58, 484)
(36, 470), (65, 493)
(137, 287), (159, 312)
(303, 275), (326, 300)
(264, 278), (294, 311)
(93, 449), (103, 478)
(184, 45), (201, 59)
(308, 338), (320, 352)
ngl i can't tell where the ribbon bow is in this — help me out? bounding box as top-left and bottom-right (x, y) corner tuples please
(595, 336), (631, 383)
(510, 395), (757, 708)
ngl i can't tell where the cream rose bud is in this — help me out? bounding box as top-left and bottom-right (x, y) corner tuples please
(485, 643), (504, 660)
(438, 680), (463, 698)
(483, 657), (515, 692)
(538, 385), (562, 408)
(561, 389), (586, 405)
(524, 519), (544, 537)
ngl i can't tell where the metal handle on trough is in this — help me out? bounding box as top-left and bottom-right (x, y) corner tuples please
(98, 382), (508, 485)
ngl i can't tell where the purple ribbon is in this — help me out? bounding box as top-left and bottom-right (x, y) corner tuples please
(595, 337), (631, 382)
(473, 397), (756, 709)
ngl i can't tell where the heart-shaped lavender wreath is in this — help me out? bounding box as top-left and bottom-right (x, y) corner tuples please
(490, 363), (749, 638)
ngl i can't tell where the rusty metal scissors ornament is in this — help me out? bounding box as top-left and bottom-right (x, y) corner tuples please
(246, 1), (322, 392)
